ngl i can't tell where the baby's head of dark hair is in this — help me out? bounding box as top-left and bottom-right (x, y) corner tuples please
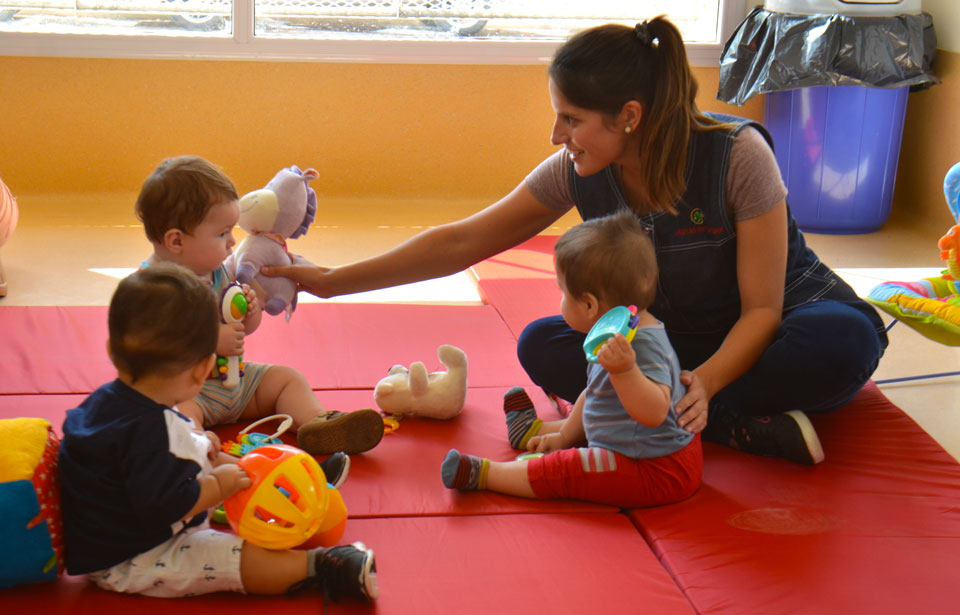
(554, 211), (657, 310)
(108, 263), (218, 382)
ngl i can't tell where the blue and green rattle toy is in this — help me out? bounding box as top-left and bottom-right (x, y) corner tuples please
(583, 305), (640, 363)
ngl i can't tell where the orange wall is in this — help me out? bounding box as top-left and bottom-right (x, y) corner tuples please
(891, 49), (960, 231)
(0, 57), (759, 200)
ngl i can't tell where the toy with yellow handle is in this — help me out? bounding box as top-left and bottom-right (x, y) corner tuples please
(583, 305), (640, 363)
(218, 284), (249, 388)
(939, 162), (960, 280)
(867, 161), (960, 347)
(223, 444), (347, 550)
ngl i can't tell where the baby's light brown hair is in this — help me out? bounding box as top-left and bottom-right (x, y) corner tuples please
(108, 263), (218, 382)
(135, 155), (238, 244)
(554, 211), (658, 310)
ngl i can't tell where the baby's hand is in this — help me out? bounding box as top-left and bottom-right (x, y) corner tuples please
(240, 284), (260, 321)
(527, 432), (565, 453)
(205, 431), (221, 461)
(211, 464), (251, 500)
(596, 333), (636, 375)
(217, 321), (245, 357)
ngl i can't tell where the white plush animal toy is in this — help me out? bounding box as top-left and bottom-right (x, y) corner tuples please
(373, 345), (468, 419)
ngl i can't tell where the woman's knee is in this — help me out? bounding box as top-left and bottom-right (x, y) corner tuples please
(786, 302), (884, 377)
(516, 316), (587, 401)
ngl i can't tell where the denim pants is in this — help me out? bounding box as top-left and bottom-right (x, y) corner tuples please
(517, 299), (885, 419)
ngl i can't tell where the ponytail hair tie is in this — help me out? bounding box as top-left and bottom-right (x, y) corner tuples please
(634, 21), (653, 46)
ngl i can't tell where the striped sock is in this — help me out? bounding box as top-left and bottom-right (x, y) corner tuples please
(441, 449), (489, 490)
(504, 386), (542, 450)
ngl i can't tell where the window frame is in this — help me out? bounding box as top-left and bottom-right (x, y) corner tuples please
(0, 0), (747, 66)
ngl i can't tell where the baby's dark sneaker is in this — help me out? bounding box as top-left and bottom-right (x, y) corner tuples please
(288, 542), (378, 603)
(297, 409), (384, 456)
(318, 452), (350, 489)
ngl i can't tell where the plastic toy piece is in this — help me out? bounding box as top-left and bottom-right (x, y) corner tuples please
(219, 284), (249, 388)
(221, 414), (293, 457)
(867, 162), (960, 347)
(583, 305), (640, 363)
(515, 452), (545, 461)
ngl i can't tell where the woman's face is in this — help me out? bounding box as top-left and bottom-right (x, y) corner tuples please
(548, 78), (631, 177)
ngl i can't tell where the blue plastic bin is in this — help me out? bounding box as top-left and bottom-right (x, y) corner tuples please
(763, 85), (909, 233)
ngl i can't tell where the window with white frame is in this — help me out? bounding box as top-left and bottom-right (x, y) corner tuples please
(0, 0), (746, 64)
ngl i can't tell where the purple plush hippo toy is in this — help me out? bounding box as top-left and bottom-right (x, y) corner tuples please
(231, 166), (318, 320)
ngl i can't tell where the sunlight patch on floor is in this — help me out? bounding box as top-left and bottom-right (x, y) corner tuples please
(834, 267), (945, 297)
(89, 268), (483, 305)
(300, 272), (482, 305)
(91, 266), (949, 304)
(89, 267), (137, 279)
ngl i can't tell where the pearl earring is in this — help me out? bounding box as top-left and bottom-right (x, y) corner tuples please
(625, 126), (632, 134)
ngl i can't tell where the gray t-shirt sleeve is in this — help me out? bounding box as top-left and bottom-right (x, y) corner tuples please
(726, 125), (788, 221)
(523, 149), (576, 212)
(523, 127), (787, 222)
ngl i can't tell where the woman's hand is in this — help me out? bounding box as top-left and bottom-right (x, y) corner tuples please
(675, 370), (709, 433)
(260, 255), (335, 298)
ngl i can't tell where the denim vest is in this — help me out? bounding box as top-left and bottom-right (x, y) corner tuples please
(570, 114), (878, 337)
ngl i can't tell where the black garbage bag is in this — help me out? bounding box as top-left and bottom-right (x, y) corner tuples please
(718, 7), (938, 106)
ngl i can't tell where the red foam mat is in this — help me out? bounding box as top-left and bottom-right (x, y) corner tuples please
(471, 235), (561, 339)
(1, 388), (616, 518)
(628, 382), (960, 614)
(213, 387), (618, 518)
(0, 393), (85, 435)
(0, 303), (532, 394)
(3, 513), (693, 615)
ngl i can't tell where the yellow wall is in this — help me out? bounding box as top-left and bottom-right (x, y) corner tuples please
(0, 57), (759, 200)
(1, 50), (955, 233)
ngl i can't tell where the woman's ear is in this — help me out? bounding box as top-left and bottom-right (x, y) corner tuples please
(621, 100), (643, 133)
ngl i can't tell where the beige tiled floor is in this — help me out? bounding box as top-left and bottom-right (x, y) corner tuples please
(2, 193), (958, 461)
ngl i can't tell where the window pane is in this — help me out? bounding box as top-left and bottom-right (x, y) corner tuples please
(254, 0), (722, 43)
(0, 0), (232, 35)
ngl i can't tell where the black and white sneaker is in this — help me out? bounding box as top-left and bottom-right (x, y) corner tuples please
(728, 410), (825, 465)
(289, 541), (378, 602)
(318, 452), (350, 489)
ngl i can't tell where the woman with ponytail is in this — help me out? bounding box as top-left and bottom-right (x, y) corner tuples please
(265, 18), (887, 465)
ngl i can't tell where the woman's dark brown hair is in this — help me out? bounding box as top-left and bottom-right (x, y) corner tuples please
(550, 18), (727, 214)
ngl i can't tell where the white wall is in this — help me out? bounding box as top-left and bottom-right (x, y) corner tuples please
(923, 0), (958, 53)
